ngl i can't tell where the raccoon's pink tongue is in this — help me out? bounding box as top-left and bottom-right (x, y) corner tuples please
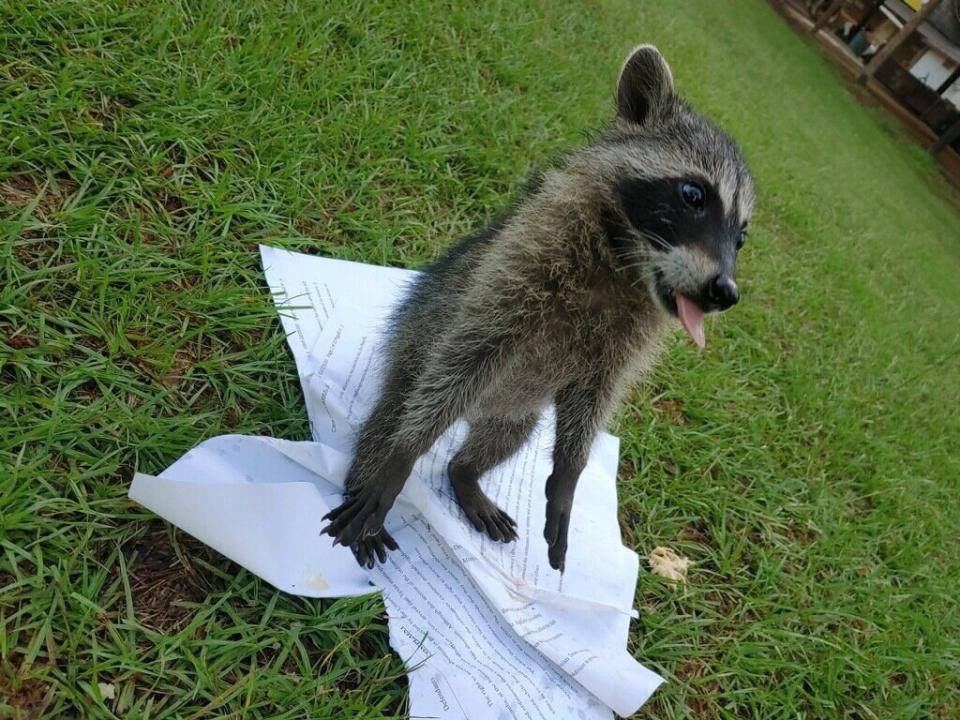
(676, 293), (706, 349)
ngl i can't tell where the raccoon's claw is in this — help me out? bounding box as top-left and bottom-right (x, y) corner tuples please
(350, 528), (399, 569)
(544, 495), (571, 573)
(321, 495), (358, 542)
(463, 499), (518, 543)
(321, 489), (396, 553)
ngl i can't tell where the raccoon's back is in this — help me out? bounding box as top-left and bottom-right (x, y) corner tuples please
(385, 220), (502, 363)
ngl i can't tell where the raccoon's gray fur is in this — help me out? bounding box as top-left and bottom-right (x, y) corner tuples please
(323, 45), (755, 571)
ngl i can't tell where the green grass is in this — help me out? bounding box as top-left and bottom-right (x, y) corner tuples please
(2, 0), (959, 717)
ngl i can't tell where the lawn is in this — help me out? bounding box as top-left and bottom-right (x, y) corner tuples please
(2, 0), (959, 717)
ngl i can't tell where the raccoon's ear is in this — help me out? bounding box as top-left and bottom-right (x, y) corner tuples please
(616, 45), (674, 128)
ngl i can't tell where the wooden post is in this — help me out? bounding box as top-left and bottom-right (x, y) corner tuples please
(857, 0), (944, 85)
(930, 116), (960, 155)
(936, 64), (960, 95)
(810, 0), (848, 34)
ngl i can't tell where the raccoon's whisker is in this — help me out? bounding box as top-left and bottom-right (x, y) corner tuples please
(613, 249), (651, 271)
(614, 255), (659, 277)
(624, 264), (653, 277)
(639, 230), (671, 251)
(621, 265), (660, 285)
(613, 247), (643, 261)
(631, 266), (664, 288)
(614, 260), (646, 274)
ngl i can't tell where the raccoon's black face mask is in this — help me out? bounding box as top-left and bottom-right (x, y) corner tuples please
(615, 173), (748, 345)
(606, 45), (754, 348)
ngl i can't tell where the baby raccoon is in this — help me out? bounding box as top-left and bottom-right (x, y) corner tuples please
(323, 45), (754, 571)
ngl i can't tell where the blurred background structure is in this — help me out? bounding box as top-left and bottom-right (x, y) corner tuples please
(773, 0), (960, 178)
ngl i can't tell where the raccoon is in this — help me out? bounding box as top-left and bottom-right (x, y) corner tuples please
(323, 45), (755, 571)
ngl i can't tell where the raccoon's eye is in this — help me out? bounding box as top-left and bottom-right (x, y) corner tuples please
(680, 181), (705, 211)
(737, 226), (748, 251)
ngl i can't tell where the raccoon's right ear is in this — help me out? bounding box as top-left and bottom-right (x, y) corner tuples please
(616, 45), (674, 128)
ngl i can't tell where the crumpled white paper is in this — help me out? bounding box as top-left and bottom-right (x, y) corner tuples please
(129, 245), (664, 718)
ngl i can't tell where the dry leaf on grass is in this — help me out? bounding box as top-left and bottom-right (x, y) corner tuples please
(649, 547), (691, 586)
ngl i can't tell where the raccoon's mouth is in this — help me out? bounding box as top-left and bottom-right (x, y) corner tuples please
(653, 271), (707, 349)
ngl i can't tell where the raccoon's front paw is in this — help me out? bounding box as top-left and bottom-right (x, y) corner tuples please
(449, 464), (518, 543)
(322, 487), (397, 552)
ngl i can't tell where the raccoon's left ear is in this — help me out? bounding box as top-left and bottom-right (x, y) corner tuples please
(616, 45), (674, 128)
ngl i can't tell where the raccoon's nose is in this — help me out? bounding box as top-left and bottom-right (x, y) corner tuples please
(707, 274), (739, 311)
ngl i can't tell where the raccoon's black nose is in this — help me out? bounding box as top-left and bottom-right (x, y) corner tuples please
(708, 274), (739, 311)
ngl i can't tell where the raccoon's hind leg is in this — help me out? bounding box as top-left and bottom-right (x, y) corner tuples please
(447, 413), (538, 542)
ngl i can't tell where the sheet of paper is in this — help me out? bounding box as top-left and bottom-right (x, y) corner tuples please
(129, 245), (663, 718)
